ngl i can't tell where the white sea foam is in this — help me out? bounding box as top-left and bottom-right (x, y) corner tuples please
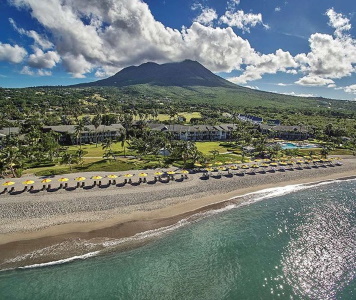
(18, 251), (101, 269)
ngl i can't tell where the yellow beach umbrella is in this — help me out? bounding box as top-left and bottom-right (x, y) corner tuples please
(296, 160), (303, 164)
(270, 162), (278, 166)
(75, 177), (86, 181)
(2, 181), (15, 186)
(205, 163), (213, 167)
(279, 162), (287, 166)
(107, 174), (118, 179)
(22, 180), (35, 185)
(225, 161), (234, 164)
(154, 171), (163, 176)
(41, 179), (52, 183)
(167, 171), (176, 175)
(234, 160), (242, 164)
(181, 170), (189, 174)
(91, 175), (103, 180)
(139, 172), (148, 177)
(205, 167), (214, 172)
(194, 163), (203, 167)
(241, 165), (249, 169)
(251, 164), (259, 168)
(217, 166), (226, 170)
(229, 165), (238, 170)
(261, 163), (269, 167)
(58, 177), (69, 182)
(254, 159), (262, 162)
(124, 174), (133, 178)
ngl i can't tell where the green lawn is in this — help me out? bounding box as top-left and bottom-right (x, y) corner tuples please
(195, 141), (230, 155)
(68, 142), (133, 157)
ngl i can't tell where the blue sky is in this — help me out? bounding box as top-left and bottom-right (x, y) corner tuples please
(0, 0), (355, 101)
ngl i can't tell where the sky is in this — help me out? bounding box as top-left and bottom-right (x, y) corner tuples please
(0, 0), (355, 101)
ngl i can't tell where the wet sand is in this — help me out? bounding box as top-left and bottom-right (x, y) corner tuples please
(0, 157), (355, 269)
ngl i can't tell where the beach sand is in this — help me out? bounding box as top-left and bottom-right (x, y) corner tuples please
(0, 157), (355, 269)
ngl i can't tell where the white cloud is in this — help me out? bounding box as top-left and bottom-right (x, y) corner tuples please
(326, 8), (351, 38)
(282, 91), (315, 97)
(6, 1), (354, 87)
(327, 83), (336, 88)
(37, 69), (52, 76)
(20, 66), (34, 75)
(28, 48), (60, 69)
(220, 10), (268, 33)
(0, 42), (27, 63)
(228, 49), (298, 84)
(343, 84), (356, 94)
(226, 0), (241, 11)
(295, 75), (334, 86)
(194, 8), (218, 26)
(275, 7), (281, 12)
(294, 9), (356, 83)
(9, 18), (53, 50)
(244, 85), (259, 90)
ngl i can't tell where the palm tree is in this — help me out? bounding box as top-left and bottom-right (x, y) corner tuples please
(92, 114), (101, 147)
(74, 120), (85, 148)
(60, 152), (76, 171)
(118, 128), (127, 157)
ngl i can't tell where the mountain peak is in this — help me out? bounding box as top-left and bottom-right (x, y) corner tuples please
(74, 60), (237, 88)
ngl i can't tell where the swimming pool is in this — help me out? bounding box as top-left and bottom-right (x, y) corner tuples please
(281, 142), (319, 149)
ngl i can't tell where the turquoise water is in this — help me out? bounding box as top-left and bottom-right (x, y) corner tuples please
(0, 179), (355, 300)
(281, 142), (318, 150)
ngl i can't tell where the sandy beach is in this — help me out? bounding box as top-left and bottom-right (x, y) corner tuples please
(0, 156), (355, 269)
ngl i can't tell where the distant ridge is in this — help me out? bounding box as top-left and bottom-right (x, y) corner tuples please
(74, 60), (237, 88)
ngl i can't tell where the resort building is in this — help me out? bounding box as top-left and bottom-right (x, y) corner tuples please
(258, 124), (311, 140)
(237, 114), (263, 124)
(148, 124), (237, 141)
(42, 124), (125, 145)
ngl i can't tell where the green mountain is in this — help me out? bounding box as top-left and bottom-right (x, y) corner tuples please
(72, 60), (355, 111)
(75, 60), (236, 88)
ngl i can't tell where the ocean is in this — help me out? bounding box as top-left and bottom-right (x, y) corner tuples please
(0, 178), (355, 300)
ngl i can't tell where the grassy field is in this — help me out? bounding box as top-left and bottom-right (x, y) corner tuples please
(195, 141), (230, 155)
(68, 142), (133, 157)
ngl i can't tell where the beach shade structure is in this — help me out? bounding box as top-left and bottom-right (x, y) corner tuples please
(279, 162), (287, 166)
(167, 171), (176, 180)
(124, 173), (134, 184)
(194, 163), (203, 170)
(23, 180), (35, 185)
(296, 160), (304, 165)
(217, 166), (226, 171)
(91, 175), (103, 180)
(241, 165), (249, 170)
(58, 177), (69, 182)
(154, 171), (163, 176)
(107, 174), (118, 185)
(254, 159), (262, 162)
(58, 177), (69, 189)
(41, 178), (52, 183)
(269, 162), (278, 167)
(205, 163), (213, 167)
(138, 172), (148, 183)
(1, 181), (15, 194)
(107, 174), (118, 179)
(180, 170), (189, 179)
(214, 162), (223, 166)
(204, 167), (215, 173)
(224, 161), (234, 165)
(40, 178), (52, 190)
(22, 180), (35, 192)
(234, 160), (242, 164)
(75, 176), (86, 188)
(2, 181), (15, 186)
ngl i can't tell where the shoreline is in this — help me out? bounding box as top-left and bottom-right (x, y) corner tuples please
(0, 157), (355, 270)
